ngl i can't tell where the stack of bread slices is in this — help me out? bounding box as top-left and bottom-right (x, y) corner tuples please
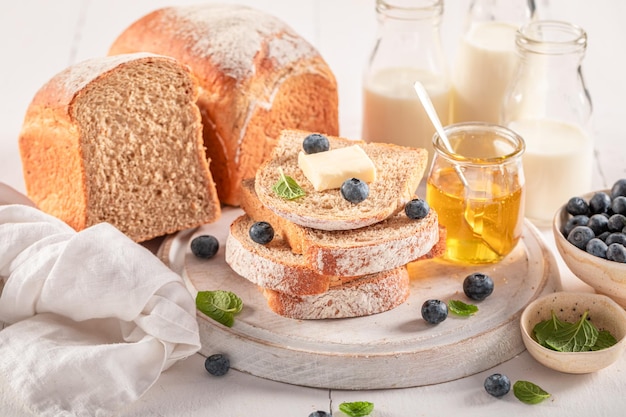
(225, 129), (443, 319)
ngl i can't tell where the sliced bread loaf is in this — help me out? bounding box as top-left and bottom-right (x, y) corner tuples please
(254, 129), (428, 231)
(262, 266), (410, 320)
(240, 178), (440, 276)
(19, 53), (220, 242)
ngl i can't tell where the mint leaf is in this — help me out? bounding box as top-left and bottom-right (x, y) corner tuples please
(338, 401), (374, 417)
(533, 310), (569, 347)
(272, 168), (305, 200)
(513, 380), (551, 404)
(591, 330), (618, 351)
(448, 299), (478, 316)
(544, 310), (598, 352)
(196, 290), (243, 327)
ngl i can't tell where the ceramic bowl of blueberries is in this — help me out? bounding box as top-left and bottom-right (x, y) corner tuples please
(553, 179), (626, 307)
(520, 291), (626, 374)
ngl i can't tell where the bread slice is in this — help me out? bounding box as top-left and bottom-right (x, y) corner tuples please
(254, 129), (428, 231)
(263, 267), (410, 319)
(19, 53), (220, 242)
(109, 4), (339, 206)
(240, 178), (440, 276)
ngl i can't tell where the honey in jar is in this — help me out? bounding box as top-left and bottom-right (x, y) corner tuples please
(426, 123), (526, 264)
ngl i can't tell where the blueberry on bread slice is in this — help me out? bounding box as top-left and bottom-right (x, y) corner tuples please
(254, 129), (429, 231)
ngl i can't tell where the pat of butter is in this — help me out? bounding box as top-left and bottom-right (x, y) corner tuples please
(297, 145), (377, 191)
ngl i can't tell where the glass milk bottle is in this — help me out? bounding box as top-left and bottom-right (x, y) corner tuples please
(362, 0), (449, 168)
(502, 20), (593, 227)
(451, 0), (535, 123)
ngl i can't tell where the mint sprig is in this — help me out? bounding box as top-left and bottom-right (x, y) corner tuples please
(338, 401), (374, 417)
(196, 290), (243, 327)
(272, 167), (305, 200)
(533, 310), (616, 352)
(448, 299), (478, 316)
(513, 380), (551, 404)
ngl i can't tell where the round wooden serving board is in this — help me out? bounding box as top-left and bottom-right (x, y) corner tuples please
(159, 207), (561, 390)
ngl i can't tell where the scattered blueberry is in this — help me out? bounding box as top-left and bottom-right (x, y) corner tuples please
(612, 196), (626, 215)
(586, 238), (608, 258)
(249, 221), (275, 244)
(587, 214), (609, 236)
(340, 178), (369, 204)
(567, 226), (595, 250)
(190, 235), (219, 259)
(308, 411), (331, 417)
(463, 272), (494, 301)
(611, 178), (626, 199)
(421, 299), (448, 324)
(484, 373), (511, 398)
(566, 196), (589, 216)
(607, 243), (626, 263)
(563, 214), (589, 236)
(405, 198), (430, 220)
(205, 354), (230, 376)
(608, 214), (626, 232)
(589, 192), (612, 214)
(302, 133), (330, 154)
(605, 232), (626, 246)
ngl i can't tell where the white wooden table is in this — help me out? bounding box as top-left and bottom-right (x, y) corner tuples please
(1, 1), (625, 416)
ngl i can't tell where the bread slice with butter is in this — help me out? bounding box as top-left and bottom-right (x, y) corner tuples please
(254, 129), (428, 231)
(239, 178), (440, 276)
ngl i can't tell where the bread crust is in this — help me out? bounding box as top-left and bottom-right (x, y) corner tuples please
(263, 267), (410, 319)
(19, 53), (221, 242)
(255, 129), (429, 231)
(109, 4), (339, 206)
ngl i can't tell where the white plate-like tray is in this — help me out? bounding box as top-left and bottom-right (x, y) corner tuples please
(158, 207), (561, 389)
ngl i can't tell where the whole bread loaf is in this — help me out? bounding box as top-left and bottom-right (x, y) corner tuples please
(255, 129), (428, 230)
(19, 53), (220, 242)
(109, 4), (339, 206)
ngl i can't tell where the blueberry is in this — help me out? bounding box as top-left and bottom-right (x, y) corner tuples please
(484, 373), (511, 398)
(608, 214), (626, 232)
(586, 238), (608, 259)
(421, 299), (448, 324)
(566, 196), (589, 216)
(587, 214), (609, 236)
(567, 226), (595, 250)
(605, 232), (626, 246)
(612, 196), (626, 216)
(340, 178), (369, 204)
(463, 272), (494, 301)
(563, 215), (589, 237)
(302, 133), (330, 154)
(205, 354), (230, 376)
(190, 235), (219, 259)
(607, 243), (626, 263)
(589, 192), (612, 214)
(405, 198), (430, 219)
(308, 412), (331, 417)
(611, 178), (626, 199)
(249, 221), (274, 244)
(598, 231), (611, 242)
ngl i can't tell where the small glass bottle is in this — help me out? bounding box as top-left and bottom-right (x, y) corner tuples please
(502, 20), (593, 227)
(361, 0), (449, 168)
(450, 0), (536, 124)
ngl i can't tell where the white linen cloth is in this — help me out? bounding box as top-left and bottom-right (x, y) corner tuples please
(0, 184), (201, 416)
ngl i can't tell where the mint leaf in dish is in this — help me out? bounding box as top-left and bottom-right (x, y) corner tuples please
(272, 167), (305, 200)
(513, 380), (551, 404)
(533, 310), (569, 347)
(338, 401), (374, 417)
(591, 330), (618, 351)
(448, 299), (478, 316)
(196, 290), (243, 327)
(533, 310), (616, 352)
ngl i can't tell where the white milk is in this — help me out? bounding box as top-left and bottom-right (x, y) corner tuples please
(451, 21), (519, 123)
(362, 67), (450, 167)
(508, 118), (593, 225)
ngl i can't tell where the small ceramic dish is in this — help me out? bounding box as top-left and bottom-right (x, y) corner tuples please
(553, 189), (626, 307)
(520, 291), (626, 373)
